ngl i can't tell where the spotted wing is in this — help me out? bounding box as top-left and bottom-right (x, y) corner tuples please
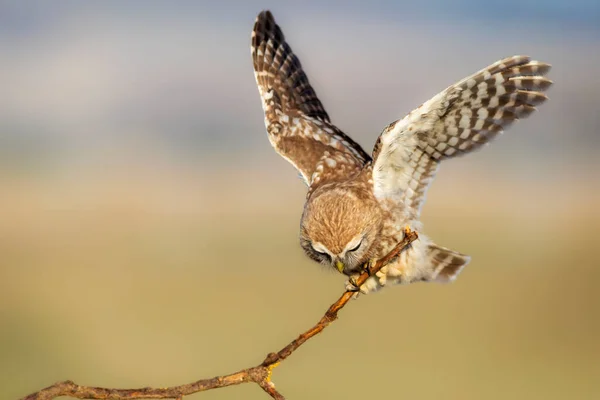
(252, 11), (370, 185)
(371, 56), (552, 218)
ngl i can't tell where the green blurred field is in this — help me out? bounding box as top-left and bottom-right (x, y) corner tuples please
(1, 171), (599, 400)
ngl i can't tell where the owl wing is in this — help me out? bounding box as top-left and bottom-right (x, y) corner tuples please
(371, 56), (551, 219)
(252, 11), (370, 185)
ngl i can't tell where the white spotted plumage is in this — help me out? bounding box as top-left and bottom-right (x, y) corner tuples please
(251, 11), (552, 293)
(372, 55), (552, 219)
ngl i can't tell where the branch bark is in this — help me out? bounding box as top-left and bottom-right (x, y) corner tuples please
(21, 229), (418, 400)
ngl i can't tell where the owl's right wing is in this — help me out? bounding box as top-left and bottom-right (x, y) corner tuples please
(252, 11), (370, 185)
(371, 56), (552, 219)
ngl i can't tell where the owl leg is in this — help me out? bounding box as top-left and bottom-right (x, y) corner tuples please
(344, 259), (379, 293)
(345, 275), (361, 292)
(364, 258), (377, 276)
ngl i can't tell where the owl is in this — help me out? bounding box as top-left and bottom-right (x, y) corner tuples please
(251, 11), (552, 293)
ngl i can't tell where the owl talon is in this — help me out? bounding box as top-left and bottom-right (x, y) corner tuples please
(345, 277), (361, 292)
(364, 258), (377, 276)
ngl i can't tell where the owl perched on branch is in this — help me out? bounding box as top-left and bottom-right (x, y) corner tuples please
(251, 11), (552, 293)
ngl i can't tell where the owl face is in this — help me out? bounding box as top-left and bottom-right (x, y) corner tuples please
(299, 183), (382, 275)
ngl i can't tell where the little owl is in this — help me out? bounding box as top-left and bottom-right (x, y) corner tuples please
(251, 11), (552, 293)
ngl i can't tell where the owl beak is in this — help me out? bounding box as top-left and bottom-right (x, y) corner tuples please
(335, 260), (344, 273)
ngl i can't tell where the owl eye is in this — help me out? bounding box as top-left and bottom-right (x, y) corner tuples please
(347, 239), (363, 253)
(309, 242), (332, 262)
(314, 249), (331, 262)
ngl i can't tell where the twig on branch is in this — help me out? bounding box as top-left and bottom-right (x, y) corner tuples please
(21, 229), (418, 400)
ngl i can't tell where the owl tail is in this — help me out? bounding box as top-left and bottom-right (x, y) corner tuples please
(426, 244), (471, 283)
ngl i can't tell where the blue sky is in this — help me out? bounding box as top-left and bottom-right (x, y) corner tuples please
(1, 1), (599, 35)
(0, 1), (598, 180)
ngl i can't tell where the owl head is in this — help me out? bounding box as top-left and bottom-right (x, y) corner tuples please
(299, 182), (382, 275)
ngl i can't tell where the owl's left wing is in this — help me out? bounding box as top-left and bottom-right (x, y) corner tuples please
(252, 11), (370, 185)
(371, 56), (552, 218)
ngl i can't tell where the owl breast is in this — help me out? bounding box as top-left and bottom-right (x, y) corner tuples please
(366, 199), (433, 288)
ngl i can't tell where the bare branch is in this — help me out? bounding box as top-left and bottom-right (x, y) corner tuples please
(21, 229), (418, 400)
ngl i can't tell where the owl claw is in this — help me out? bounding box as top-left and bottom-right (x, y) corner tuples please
(345, 260), (378, 293)
(345, 277), (360, 292)
(376, 266), (388, 286)
(364, 258), (377, 276)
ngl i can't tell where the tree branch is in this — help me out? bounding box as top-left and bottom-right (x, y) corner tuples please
(21, 228), (418, 400)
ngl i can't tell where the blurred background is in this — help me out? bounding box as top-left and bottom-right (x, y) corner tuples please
(1, 1), (599, 399)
